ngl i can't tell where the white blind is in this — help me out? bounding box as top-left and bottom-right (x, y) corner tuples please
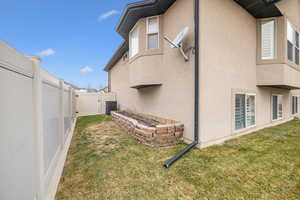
(246, 95), (255, 127)
(272, 95), (278, 120)
(292, 96), (298, 114)
(261, 20), (275, 60)
(272, 95), (283, 120)
(130, 27), (139, 57)
(278, 95), (283, 119)
(235, 94), (246, 130)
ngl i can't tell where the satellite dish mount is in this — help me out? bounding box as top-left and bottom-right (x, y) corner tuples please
(164, 27), (189, 62)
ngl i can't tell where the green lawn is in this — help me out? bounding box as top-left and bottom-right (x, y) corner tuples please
(56, 115), (300, 200)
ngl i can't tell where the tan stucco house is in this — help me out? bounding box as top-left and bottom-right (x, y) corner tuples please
(104, 0), (300, 158)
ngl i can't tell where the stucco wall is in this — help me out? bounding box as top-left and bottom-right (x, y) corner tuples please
(276, 0), (300, 27)
(110, 0), (195, 141)
(198, 0), (300, 147)
(277, 0), (300, 110)
(110, 0), (300, 147)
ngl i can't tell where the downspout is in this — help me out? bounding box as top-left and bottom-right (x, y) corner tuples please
(163, 0), (200, 168)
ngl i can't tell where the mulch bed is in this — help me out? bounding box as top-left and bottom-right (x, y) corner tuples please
(117, 111), (160, 127)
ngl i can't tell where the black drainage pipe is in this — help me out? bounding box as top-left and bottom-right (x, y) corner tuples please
(163, 141), (198, 168)
(163, 0), (200, 168)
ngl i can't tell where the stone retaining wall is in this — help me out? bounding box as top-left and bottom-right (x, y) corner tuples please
(111, 111), (184, 147)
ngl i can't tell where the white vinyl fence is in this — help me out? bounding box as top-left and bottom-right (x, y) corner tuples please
(76, 91), (116, 116)
(0, 41), (76, 200)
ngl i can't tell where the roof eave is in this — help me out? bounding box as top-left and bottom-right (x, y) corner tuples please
(104, 41), (128, 72)
(116, 0), (176, 39)
(116, 0), (157, 34)
(234, 0), (283, 18)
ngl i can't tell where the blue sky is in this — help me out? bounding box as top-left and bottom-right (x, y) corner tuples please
(0, 0), (136, 89)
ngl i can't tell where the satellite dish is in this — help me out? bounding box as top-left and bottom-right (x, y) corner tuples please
(171, 27), (189, 48)
(164, 27), (190, 61)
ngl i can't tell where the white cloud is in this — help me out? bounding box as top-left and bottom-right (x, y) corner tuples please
(98, 10), (119, 21)
(80, 66), (93, 74)
(37, 48), (55, 57)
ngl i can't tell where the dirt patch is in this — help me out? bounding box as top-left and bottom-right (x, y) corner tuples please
(86, 121), (123, 155)
(86, 120), (119, 132)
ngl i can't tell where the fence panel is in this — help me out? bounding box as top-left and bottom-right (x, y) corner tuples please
(0, 40), (77, 200)
(64, 89), (71, 137)
(42, 82), (61, 174)
(0, 67), (35, 200)
(76, 92), (116, 116)
(76, 92), (101, 116)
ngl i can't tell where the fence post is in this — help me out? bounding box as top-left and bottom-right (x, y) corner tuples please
(59, 80), (65, 149)
(31, 56), (45, 200)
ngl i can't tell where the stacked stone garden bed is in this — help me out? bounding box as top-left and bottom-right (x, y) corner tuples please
(111, 111), (184, 147)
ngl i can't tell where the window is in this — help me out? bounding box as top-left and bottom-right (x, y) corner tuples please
(296, 32), (299, 65)
(235, 94), (256, 130)
(287, 20), (300, 65)
(272, 94), (283, 120)
(292, 96), (298, 115)
(129, 26), (139, 58)
(261, 20), (275, 60)
(147, 17), (159, 50)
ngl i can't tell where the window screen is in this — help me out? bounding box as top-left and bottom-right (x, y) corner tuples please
(148, 18), (158, 33)
(278, 95), (283, 119)
(272, 95), (283, 120)
(295, 97), (297, 114)
(288, 41), (293, 62)
(246, 95), (255, 127)
(235, 94), (256, 130)
(292, 97), (295, 114)
(296, 48), (299, 65)
(147, 17), (159, 50)
(298, 97), (300, 113)
(261, 20), (275, 60)
(292, 96), (298, 115)
(296, 31), (299, 65)
(235, 94), (246, 130)
(287, 21), (294, 43)
(287, 21), (300, 65)
(296, 32), (299, 48)
(129, 27), (139, 57)
(148, 34), (158, 49)
(272, 95), (278, 120)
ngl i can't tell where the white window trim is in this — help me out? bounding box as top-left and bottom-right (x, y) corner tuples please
(261, 19), (276, 60)
(271, 94), (283, 121)
(129, 26), (139, 58)
(146, 16), (159, 50)
(234, 93), (257, 132)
